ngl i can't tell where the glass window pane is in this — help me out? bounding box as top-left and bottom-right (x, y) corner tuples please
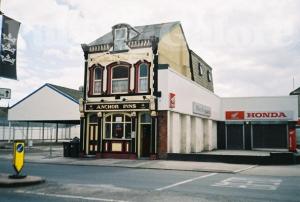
(94, 81), (102, 94)
(115, 28), (127, 39)
(105, 123), (111, 138)
(112, 66), (128, 79)
(105, 115), (111, 122)
(139, 64), (148, 77)
(141, 113), (151, 123)
(94, 68), (102, 80)
(112, 123), (124, 139)
(125, 123), (131, 139)
(113, 114), (123, 122)
(112, 79), (128, 93)
(139, 78), (148, 92)
(125, 115), (131, 122)
(89, 114), (98, 123)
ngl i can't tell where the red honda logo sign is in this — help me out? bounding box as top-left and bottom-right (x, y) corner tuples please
(225, 111), (245, 120)
(169, 93), (176, 108)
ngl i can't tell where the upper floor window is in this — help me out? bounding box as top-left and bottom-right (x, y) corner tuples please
(198, 63), (203, 76)
(94, 67), (102, 94)
(139, 63), (149, 92)
(111, 66), (129, 94)
(88, 65), (103, 96)
(114, 28), (128, 51)
(134, 61), (150, 93)
(207, 70), (212, 82)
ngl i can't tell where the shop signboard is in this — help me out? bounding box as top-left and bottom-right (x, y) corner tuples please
(85, 102), (149, 112)
(192, 102), (211, 117)
(169, 93), (175, 108)
(226, 111), (293, 121)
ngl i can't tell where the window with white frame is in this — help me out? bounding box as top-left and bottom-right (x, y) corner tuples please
(111, 66), (129, 93)
(104, 114), (131, 139)
(93, 67), (102, 94)
(114, 28), (127, 51)
(138, 63), (148, 92)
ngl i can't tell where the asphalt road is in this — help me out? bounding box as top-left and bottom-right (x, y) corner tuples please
(0, 159), (300, 202)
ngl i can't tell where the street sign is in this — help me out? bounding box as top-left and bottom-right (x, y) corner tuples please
(0, 88), (11, 99)
(13, 141), (25, 174)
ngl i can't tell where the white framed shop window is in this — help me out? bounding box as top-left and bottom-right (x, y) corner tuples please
(104, 113), (132, 140)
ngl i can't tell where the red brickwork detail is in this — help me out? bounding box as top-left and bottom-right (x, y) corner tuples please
(158, 111), (168, 159)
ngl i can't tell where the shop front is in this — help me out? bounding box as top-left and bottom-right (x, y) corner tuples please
(83, 102), (157, 159)
(220, 111), (294, 150)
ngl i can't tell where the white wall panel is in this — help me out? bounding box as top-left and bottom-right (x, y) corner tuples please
(8, 86), (79, 121)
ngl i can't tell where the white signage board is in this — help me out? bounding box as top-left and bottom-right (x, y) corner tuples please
(0, 88), (11, 99)
(192, 102), (211, 117)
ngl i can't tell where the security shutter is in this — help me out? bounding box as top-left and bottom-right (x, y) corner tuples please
(252, 124), (287, 149)
(226, 124), (244, 149)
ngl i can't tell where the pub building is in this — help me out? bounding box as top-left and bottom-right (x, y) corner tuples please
(79, 21), (298, 159)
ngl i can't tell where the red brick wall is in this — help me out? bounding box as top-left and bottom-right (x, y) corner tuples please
(158, 111), (168, 159)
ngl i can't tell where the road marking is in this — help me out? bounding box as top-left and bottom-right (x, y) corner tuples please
(156, 173), (217, 191)
(212, 177), (282, 191)
(15, 190), (129, 202)
(233, 165), (257, 173)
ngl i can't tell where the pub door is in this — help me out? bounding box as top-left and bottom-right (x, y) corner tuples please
(139, 113), (152, 157)
(88, 114), (100, 155)
(88, 124), (98, 155)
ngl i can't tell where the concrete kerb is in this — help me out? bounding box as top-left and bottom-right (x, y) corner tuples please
(0, 173), (45, 188)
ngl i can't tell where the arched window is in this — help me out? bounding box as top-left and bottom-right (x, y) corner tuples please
(104, 113), (131, 139)
(93, 67), (102, 94)
(134, 61), (150, 93)
(111, 66), (129, 93)
(88, 65), (103, 96)
(138, 63), (148, 92)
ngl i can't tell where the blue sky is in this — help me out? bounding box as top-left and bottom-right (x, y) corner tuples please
(0, 0), (300, 106)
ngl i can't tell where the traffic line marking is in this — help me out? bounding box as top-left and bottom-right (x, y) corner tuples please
(233, 165), (257, 173)
(14, 190), (129, 202)
(156, 173), (217, 191)
(212, 177), (282, 191)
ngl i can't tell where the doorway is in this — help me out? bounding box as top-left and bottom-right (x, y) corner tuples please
(139, 113), (152, 157)
(88, 114), (99, 155)
(226, 124), (244, 149)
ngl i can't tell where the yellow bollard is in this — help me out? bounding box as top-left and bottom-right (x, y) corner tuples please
(10, 141), (26, 179)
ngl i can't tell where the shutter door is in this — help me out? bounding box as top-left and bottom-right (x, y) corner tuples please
(252, 124), (287, 149)
(226, 124), (244, 149)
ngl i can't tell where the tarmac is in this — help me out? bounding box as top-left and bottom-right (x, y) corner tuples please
(0, 145), (298, 187)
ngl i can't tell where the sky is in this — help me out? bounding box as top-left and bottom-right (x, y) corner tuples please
(0, 0), (299, 106)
